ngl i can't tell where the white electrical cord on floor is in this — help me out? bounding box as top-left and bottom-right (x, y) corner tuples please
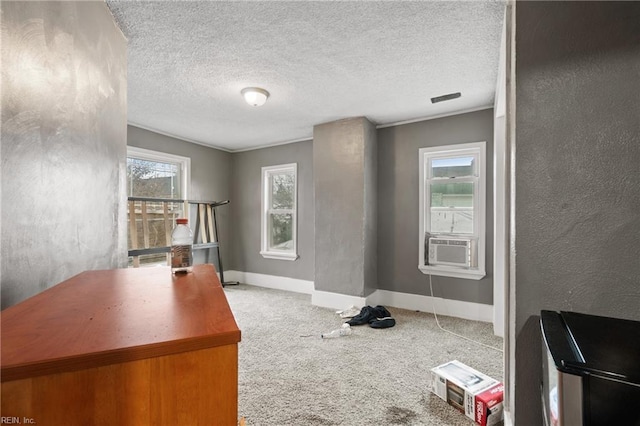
(429, 273), (503, 353)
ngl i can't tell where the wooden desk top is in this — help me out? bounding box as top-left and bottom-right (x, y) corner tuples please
(1, 264), (241, 382)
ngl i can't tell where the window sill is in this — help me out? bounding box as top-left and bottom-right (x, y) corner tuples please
(419, 265), (485, 280)
(260, 251), (299, 261)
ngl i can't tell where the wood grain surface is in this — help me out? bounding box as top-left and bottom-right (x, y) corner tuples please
(1, 264), (240, 425)
(1, 264), (241, 381)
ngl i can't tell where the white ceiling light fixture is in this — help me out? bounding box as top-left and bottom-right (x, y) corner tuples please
(241, 87), (270, 107)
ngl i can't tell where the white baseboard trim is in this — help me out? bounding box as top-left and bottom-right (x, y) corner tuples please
(367, 289), (493, 323)
(226, 271), (493, 323)
(311, 290), (368, 311)
(224, 270), (314, 294)
(503, 410), (513, 426)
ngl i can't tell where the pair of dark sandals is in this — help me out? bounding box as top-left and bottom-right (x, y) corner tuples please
(346, 305), (396, 328)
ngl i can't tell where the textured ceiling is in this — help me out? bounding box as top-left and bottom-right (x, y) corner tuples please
(106, 1), (505, 152)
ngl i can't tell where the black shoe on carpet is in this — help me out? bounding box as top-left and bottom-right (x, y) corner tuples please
(346, 306), (375, 326)
(347, 305), (396, 328)
(370, 305), (391, 319)
(369, 316), (396, 328)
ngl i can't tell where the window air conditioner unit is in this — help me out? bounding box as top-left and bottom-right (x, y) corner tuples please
(428, 237), (472, 268)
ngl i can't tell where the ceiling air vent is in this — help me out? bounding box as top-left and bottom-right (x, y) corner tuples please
(431, 92), (461, 104)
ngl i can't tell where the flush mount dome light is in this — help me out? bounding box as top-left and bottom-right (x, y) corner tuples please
(241, 87), (270, 107)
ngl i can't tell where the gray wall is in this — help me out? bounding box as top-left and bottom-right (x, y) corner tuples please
(230, 140), (314, 282)
(228, 110), (494, 306)
(0, 1), (497, 311)
(314, 118), (377, 297)
(363, 119), (378, 298)
(514, 2), (640, 423)
(1, 1), (127, 309)
(377, 109), (495, 304)
(127, 126), (233, 268)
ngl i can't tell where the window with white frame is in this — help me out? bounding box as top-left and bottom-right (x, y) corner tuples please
(261, 163), (298, 261)
(418, 142), (486, 279)
(127, 146), (190, 200)
(126, 146), (190, 266)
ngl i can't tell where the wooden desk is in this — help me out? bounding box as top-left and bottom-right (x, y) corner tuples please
(1, 264), (241, 425)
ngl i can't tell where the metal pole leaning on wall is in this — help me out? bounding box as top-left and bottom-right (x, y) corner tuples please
(209, 200), (239, 287)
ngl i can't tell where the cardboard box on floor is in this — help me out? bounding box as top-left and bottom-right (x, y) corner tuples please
(430, 360), (504, 426)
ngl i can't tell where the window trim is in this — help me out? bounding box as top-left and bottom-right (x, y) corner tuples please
(126, 146), (192, 268)
(260, 163), (298, 261)
(418, 142), (486, 280)
(126, 146), (191, 201)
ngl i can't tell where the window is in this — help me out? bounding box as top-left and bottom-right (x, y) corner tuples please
(419, 142), (486, 279)
(127, 146), (190, 266)
(127, 146), (190, 200)
(261, 163), (298, 261)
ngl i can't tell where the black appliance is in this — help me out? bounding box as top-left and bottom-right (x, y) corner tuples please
(540, 310), (640, 426)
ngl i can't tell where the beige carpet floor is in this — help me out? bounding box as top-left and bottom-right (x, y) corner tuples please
(224, 284), (503, 426)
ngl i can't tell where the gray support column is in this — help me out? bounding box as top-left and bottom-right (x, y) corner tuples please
(1, 1), (128, 308)
(313, 117), (377, 297)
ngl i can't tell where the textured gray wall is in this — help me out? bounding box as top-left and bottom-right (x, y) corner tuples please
(230, 140), (314, 281)
(1, 1), (128, 309)
(377, 109), (494, 304)
(363, 120), (378, 297)
(229, 111), (493, 306)
(313, 117), (377, 297)
(127, 125), (233, 268)
(514, 2), (640, 424)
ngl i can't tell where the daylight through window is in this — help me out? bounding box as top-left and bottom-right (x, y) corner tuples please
(126, 146), (190, 266)
(261, 163), (298, 261)
(419, 142), (486, 280)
